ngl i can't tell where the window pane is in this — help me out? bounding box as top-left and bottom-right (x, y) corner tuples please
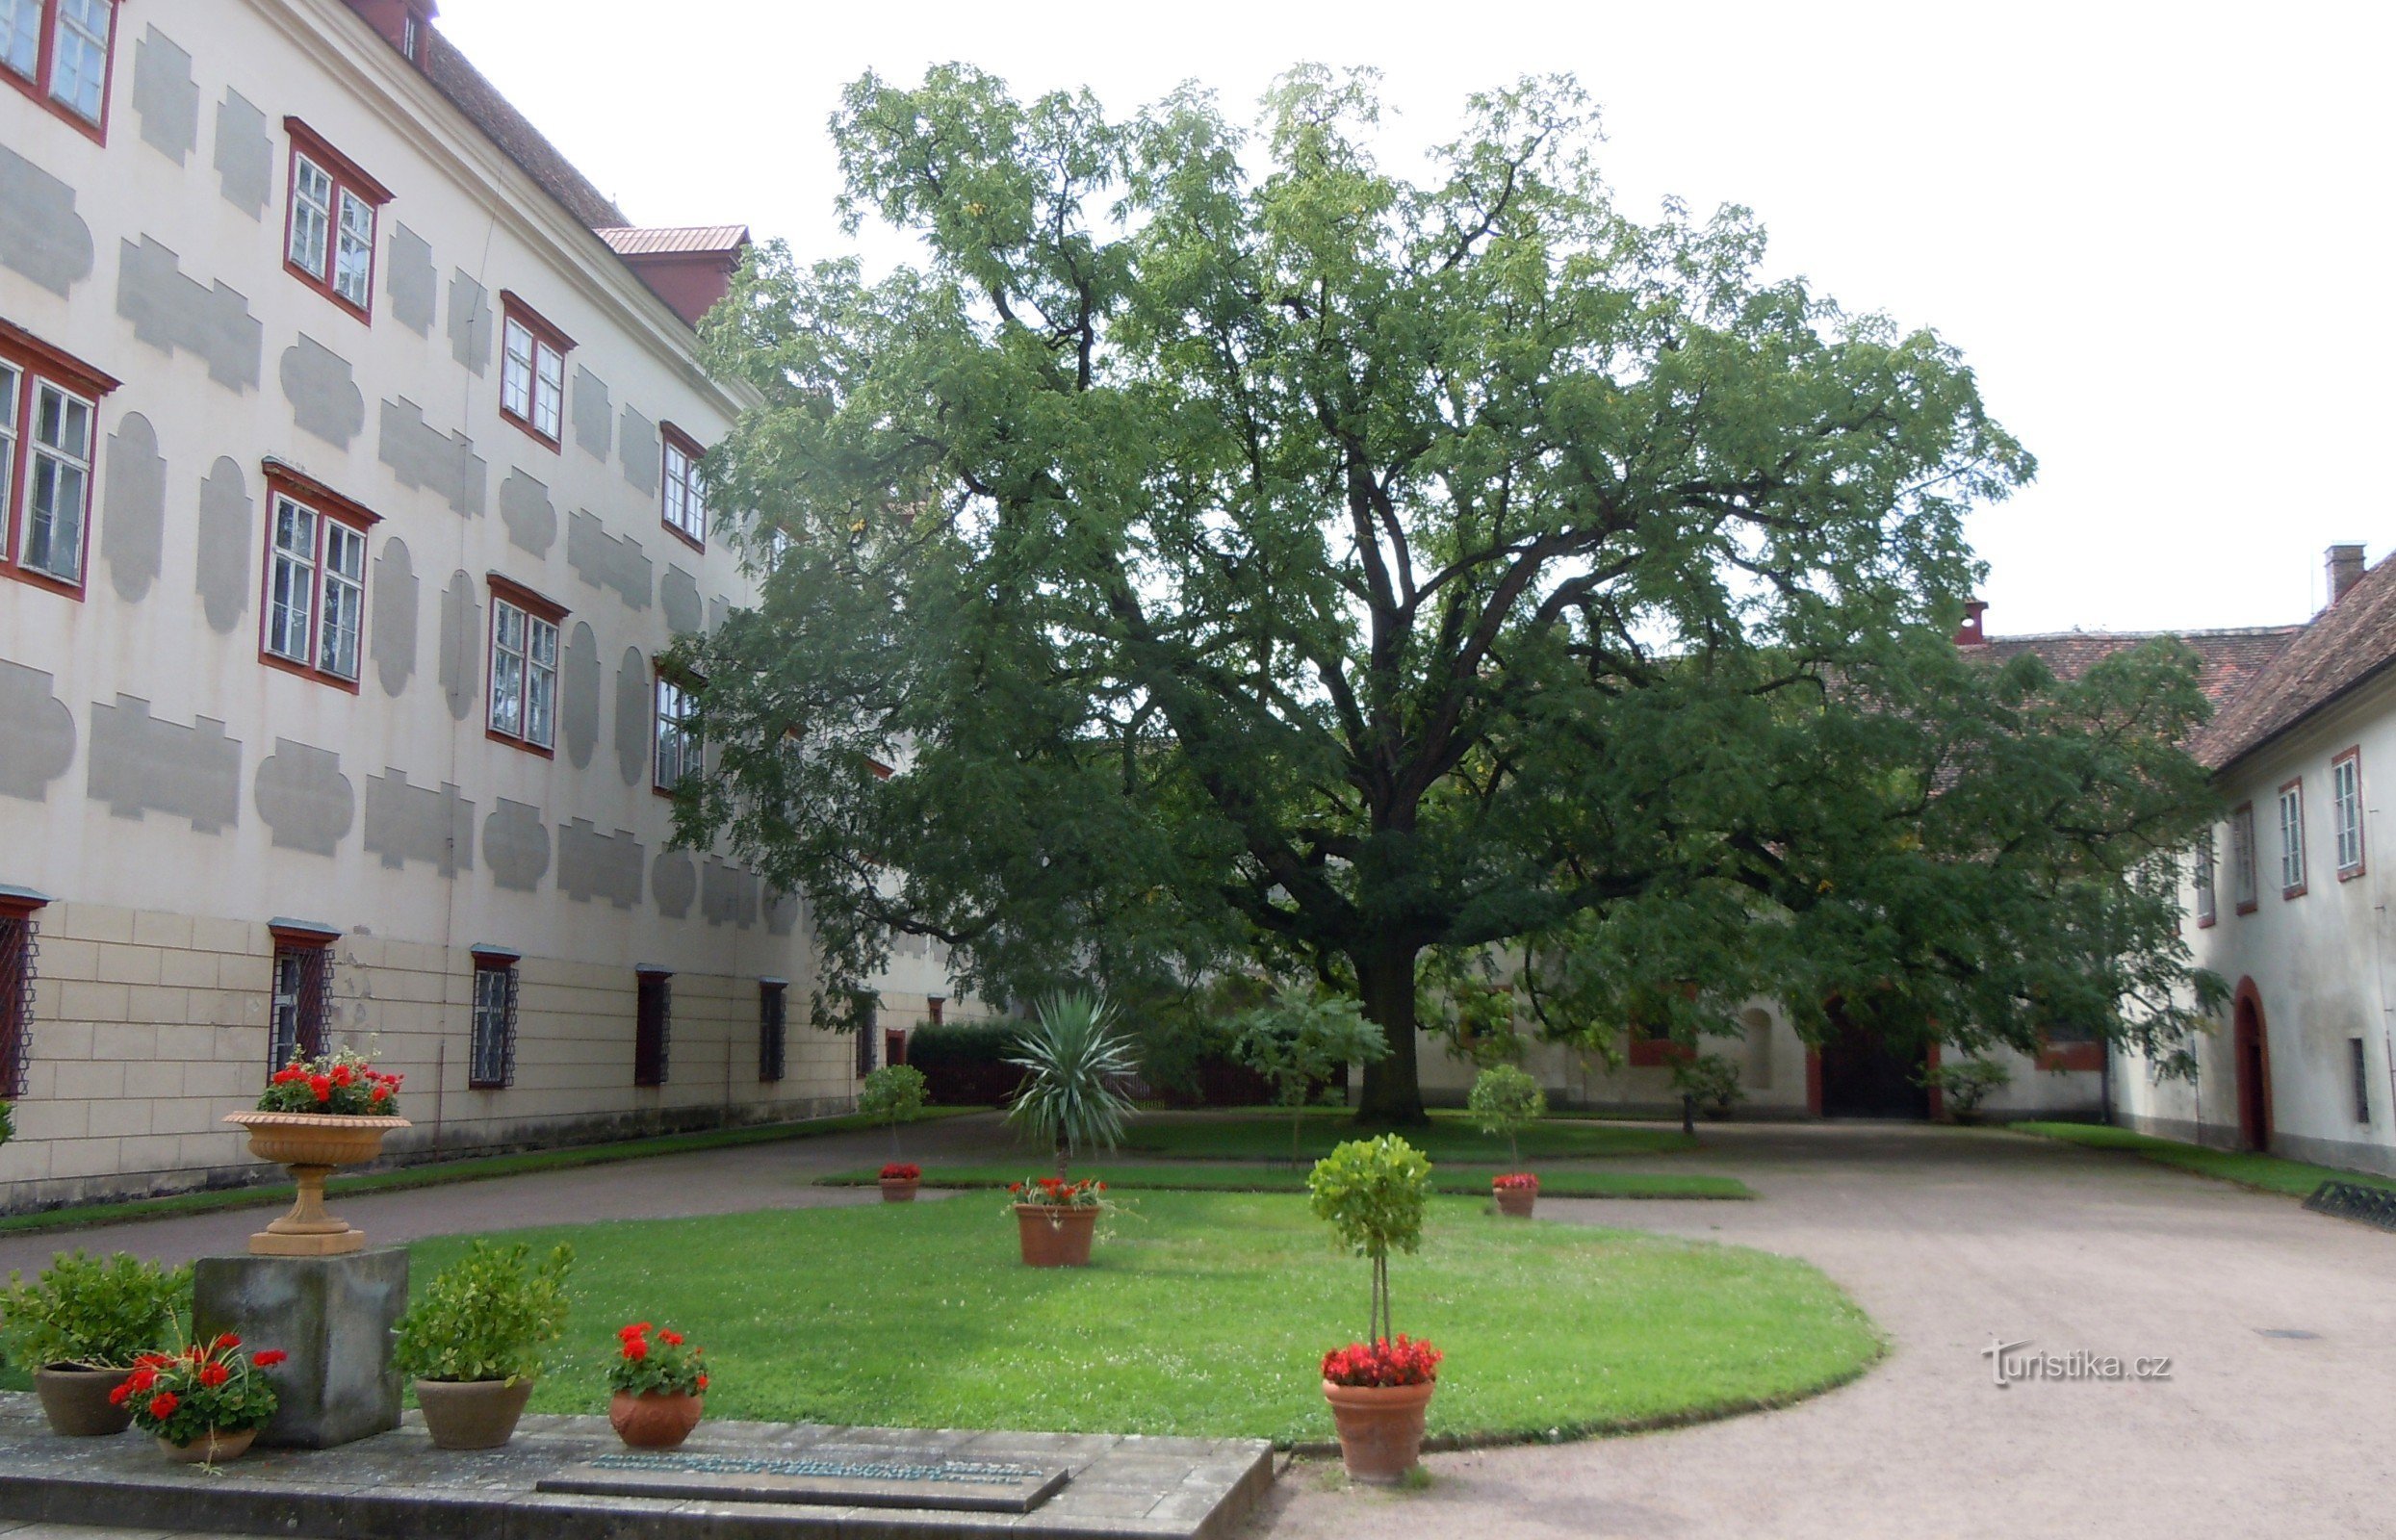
(494, 600), (524, 655)
(527, 657), (554, 747)
(290, 158), (333, 277)
(0, 0), (36, 81)
(533, 344), (563, 439)
(319, 526), (365, 680)
(502, 320), (534, 419)
(267, 500), (317, 661)
(323, 520), (366, 582)
(491, 650), (523, 736)
(334, 191), (374, 307)
(25, 457), (87, 579)
(35, 385), (90, 461)
(50, 0), (111, 121)
(528, 616), (558, 668)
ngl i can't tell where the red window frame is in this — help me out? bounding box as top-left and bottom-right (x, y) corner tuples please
(258, 462), (378, 694)
(267, 922), (337, 1069)
(281, 118), (392, 323)
(0, 318), (116, 600)
(2277, 777), (2307, 900)
(468, 947), (520, 1090)
(484, 574), (567, 757)
(659, 422), (707, 552)
(653, 667), (699, 796)
(2332, 747), (2366, 881)
(2229, 801), (2258, 914)
(0, 0), (118, 144)
(497, 292), (573, 450)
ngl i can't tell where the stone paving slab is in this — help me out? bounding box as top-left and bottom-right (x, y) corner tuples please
(0, 1394), (1274, 1540)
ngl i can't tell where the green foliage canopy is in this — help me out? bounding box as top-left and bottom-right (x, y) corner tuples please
(1307, 1135), (1432, 1341)
(678, 64), (2220, 1120)
(1466, 1064), (1546, 1164)
(1005, 991), (1139, 1177)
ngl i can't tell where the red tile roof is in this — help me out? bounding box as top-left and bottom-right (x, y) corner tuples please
(596, 226), (751, 258)
(1974, 627), (2304, 715)
(2189, 552), (2396, 771)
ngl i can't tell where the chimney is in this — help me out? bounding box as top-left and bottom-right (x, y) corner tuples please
(2327, 544), (2366, 606)
(1953, 599), (1988, 647)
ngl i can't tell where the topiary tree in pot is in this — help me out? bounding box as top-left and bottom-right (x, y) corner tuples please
(1468, 1064), (1548, 1216)
(391, 1242), (574, 1450)
(0, 1250), (192, 1437)
(1232, 985), (1388, 1166)
(1003, 992), (1138, 1265)
(859, 1064), (931, 1198)
(1307, 1135), (1439, 1482)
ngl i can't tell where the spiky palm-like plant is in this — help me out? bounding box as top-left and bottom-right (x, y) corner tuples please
(1005, 992), (1138, 1180)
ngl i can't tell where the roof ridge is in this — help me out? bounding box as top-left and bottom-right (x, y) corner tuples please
(2192, 552), (2396, 771)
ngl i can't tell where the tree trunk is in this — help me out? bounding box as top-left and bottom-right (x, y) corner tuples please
(1353, 943), (1428, 1125)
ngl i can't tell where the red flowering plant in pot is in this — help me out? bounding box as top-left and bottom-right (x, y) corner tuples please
(1490, 1171), (1538, 1218)
(1307, 1136), (1440, 1483)
(1002, 1176), (1110, 1267)
(224, 1046), (411, 1257)
(116, 1333), (284, 1464)
(605, 1322), (708, 1449)
(878, 1163), (922, 1203)
(1001, 992), (1137, 1267)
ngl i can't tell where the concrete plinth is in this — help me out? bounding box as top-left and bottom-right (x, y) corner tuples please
(193, 1247), (407, 1450)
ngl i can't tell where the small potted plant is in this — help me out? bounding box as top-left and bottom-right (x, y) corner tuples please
(0, 1250), (192, 1437)
(1003, 991), (1136, 1266)
(1003, 1175), (1107, 1266)
(606, 1322), (708, 1449)
(879, 1162), (922, 1201)
(392, 1242), (573, 1450)
(116, 1333), (284, 1463)
(223, 1046), (410, 1255)
(1308, 1135), (1439, 1483)
(1490, 1171), (1539, 1218)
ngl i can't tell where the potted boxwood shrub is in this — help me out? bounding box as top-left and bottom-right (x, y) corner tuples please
(1307, 1135), (1440, 1483)
(606, 1322), (708, 1448)
(392, 1242), (574, 1450)
(1003, 991), (1136, 1266)
(0, 1250), (192, 1437)
(879, 1161), (922, 1201)
(223, 1046), (410, 1255)
(117, 1333), (284, 1464)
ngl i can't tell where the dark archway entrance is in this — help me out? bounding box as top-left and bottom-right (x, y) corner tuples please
(1816, 1009), (1931, 1118)
(2233, 979), (2272, 1152)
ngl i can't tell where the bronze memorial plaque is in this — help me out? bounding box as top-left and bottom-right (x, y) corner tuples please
(536, 1449), (1074, 1512)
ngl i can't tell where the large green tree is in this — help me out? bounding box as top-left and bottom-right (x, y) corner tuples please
(677, 66), (2219, 1120)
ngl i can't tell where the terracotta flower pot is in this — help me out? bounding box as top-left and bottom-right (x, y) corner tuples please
(222, 1111), (411, 1257)
(879, 1177), (921, 1203)
(1014, 1203), (1097, 1267)
(33, 1365), (135, 1436)
(609, 1390), (704, 1449)
(158, 1426), (256, 1464)
(1322, 1379), (1436, 1483)
(415, 1376), (536, 1450)
(1493, 1186), (1536, 1219)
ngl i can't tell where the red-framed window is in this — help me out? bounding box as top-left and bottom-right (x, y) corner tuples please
(926, 995), (944, 1027)
(1, 0), (117, 142)
(268, 923), (336, 1069)
(2332, 748), (2366, 881)
(469, 948), (519, 1090)
(660, 423), (708, 551)
(260, 464), (376, 691)
(634, 967), (671, 1087)
(2193, 829), (2216, 928)
(485, 575), (564, 755)
(0, 319), (116, 599)
(2277, 777), (2306, 899)
(498, 293), (571, 449)
(0, 886), (50, 1100)
(282, 119), (391, 321)
(654, 670), (698, 794)
(2229, 802), (2257, 914)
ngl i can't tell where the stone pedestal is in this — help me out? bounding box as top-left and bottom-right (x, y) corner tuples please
(193, 1247), (407, 1449)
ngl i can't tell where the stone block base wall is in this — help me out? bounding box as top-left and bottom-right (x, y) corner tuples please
(0, 900), (860, 1214)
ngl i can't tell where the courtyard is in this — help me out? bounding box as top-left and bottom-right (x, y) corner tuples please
(2, 1113), (2386, 1540)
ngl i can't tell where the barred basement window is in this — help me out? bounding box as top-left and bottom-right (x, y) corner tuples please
(268, 934), (332, 1069)
(0, 889), (48, 1100)
(470, 952), (519, 1089)
(759, 981), (786, 1084)
(634, 968), (671, 1087)
(2353, 1038), (2372, 1125)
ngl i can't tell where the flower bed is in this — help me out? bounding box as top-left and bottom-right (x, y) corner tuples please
(259, 1047), (402, 1116)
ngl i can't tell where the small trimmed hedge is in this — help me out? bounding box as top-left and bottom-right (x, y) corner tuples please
(907, 1022), (1275, 1108)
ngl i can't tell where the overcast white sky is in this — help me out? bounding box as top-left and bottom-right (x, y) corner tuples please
(439, 0), (2390, 637)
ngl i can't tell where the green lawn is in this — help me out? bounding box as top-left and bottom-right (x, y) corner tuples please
(403, 1191), (1874, 1446)
(1118, 1108), (1694, 1163)
(0, 1108), (987, 1240)
(2013, 1121), (2396, 1199)
(820, 1163), (1752, 1200)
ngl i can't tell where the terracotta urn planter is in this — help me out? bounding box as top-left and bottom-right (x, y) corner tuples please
(157, 1427), (257, 1464)
(879, 1176), (921, 1203)
(609, 1390), (704, 1449)
(1493, 1185), (1536, 1219)
(33, 1366), (135, 1436)
(222, 1111), (410, 1256)
(415, 1377), (537, 1450)
(1322, 1379), (1436, 1483)
(1014, 1204), (1097, 1267)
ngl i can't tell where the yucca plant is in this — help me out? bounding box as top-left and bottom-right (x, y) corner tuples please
(1005, 992), (1138, 1180)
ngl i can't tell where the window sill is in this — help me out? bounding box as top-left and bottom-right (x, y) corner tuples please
(2338, 863), (2368, 883)
(2, 67), (108, 145)
(258, 651), (362, 694)
(2281, 883), (2308, 901)
(486, 727), (556, 759)
(663, 522), (706, 556)
(285, 259), (372, 325)
(500, 409), (561, 453)
(3, 562), (86, 601)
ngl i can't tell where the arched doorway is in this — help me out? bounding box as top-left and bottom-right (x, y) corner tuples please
(2232, 978), (2272, 1152)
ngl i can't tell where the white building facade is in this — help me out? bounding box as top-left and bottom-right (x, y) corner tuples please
(0, 0), (987, 1212)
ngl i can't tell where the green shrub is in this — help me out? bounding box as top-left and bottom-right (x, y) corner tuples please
(0, 1099), (13, 1146)
(1232, 986), (1388, 1163)
(1006, 992), (1139, 1180)
(1307, 1135), (1431, 1343)
(858, 1065), (931, 1158)
(1466, 1064), (1547, 1164)
(392, 1242), (574, 1385)
(0, 1251), (191, 1371)
(1920, 1057), (2011, 1121)
(906, 1024), (1029, 1105)
(1669, 1052), (1745, 1116)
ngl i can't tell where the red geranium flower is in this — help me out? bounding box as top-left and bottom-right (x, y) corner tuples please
(219, 1334), (242, 1349)
(619, 1322), (652, 1341)
(108, 1382), (131, 1406)
(254, 1349), (287, 1367)
(127, 1367), (158, 1393)
(696, 1373), (708, 1391)
(199, 1361), (229, 1388)
(659, 1330), (683, 1347)
(623, 1337), (649, 1361)
(147, 1392), (180, 1420)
